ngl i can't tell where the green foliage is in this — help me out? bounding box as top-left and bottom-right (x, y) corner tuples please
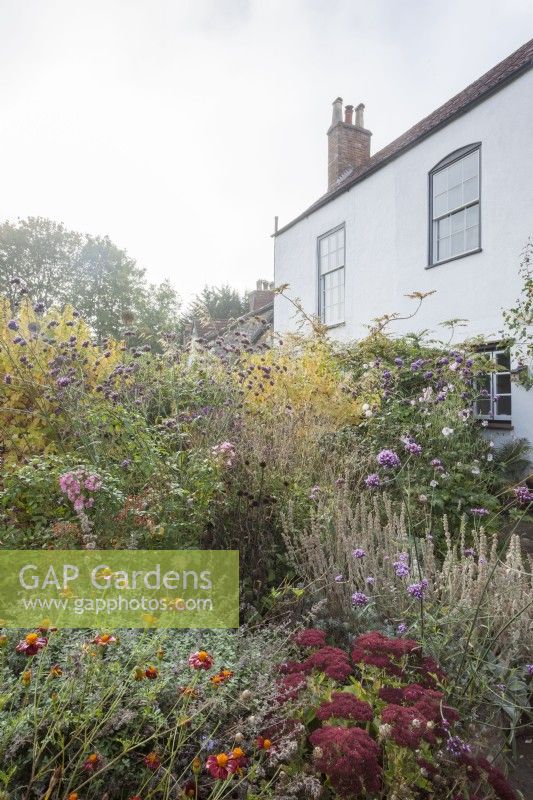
(502, 239), (533, 388)
(0, 217), (180, 345)
(183, 284), (248, 325)
(0, 455), (124, 547)
(0, 624), (289, 800)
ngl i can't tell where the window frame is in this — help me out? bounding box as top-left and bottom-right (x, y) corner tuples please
(474, 346), (512, 423)
(427, 143), (482, 269)
(317, 223), (346, 327)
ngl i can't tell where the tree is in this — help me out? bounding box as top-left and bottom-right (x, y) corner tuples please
(135, 279), (181, 346)
(0, 217), (180, 343)
(184, 284), (248, 325)
(0, 217), (81, 309)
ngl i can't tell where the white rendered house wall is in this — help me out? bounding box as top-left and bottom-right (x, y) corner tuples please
(274, 69), (533, 443)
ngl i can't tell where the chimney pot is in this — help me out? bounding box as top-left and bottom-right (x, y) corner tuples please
(331, 97), (343, 126)
(344, 104), (354, 124)
(355, 103), (365, 127)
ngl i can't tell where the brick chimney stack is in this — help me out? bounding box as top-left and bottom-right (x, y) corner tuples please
(248, 279), (274, 312)
(327, 98), (372, 190)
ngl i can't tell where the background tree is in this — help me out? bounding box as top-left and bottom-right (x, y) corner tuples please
(0, 217), (81, 309)
(183, 284), (248, 325)
(0, 216), (180, 345)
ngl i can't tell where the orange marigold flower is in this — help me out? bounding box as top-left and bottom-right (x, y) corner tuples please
(188, 650), (213, 670)
(92, 633), (117, 646)
(206, 748), (247, 779)
(145, 665), (158, 679)
(192, 756), (202, 772)
(143, 751), (161, 770)
(68, 794), (79, 800)
(210, 668), (233, 686)
(257, 736), (272, 750)
(179, 685), (198, 697)
(16, 631), (48, 656)
(83, 752), (101, 771)
(50, 665), (63, 678)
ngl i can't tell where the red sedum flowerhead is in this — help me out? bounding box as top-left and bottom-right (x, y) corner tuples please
(309, 725), (381, 797)
(304, 646), (353, 681)
(293, 628), (327, 648)
(316, 691), (374, 722)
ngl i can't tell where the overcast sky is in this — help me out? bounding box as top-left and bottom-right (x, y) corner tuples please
(1, 1), (532, 307)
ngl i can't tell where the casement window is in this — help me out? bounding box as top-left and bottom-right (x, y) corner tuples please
(429, 145), (480, 266)
(474, 348), (512, 422)
(318, 225), (345, 325)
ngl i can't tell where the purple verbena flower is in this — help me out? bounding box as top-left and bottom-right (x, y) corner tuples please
(308, 485), (321, 501)
(407, 579), (428, 600)
(365, 473), (381, 488)
(469, 507), (489, 517)
(446, 736), (472, 756)
(376, 449), (401, 469)
(351, 592), (369, 607)
(7, 319), (19, 331)
(352, 548), (366, 559)
(393, 552), (410, 578)
(514, 486), (533, 505)
(402, 437), (422, 456)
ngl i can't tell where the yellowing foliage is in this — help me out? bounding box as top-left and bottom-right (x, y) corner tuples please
(0, 297), (123, 459)
(239, 338), (362, 428)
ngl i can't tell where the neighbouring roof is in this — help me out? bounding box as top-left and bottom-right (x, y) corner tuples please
(188, 302), (274, 356)
(275, 38), (533, 236)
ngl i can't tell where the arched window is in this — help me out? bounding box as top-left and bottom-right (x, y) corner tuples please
(429, 144), (481, 266)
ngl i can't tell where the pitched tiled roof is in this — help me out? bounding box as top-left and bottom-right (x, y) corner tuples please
(187, 302), (274, 355)
(275, 38), (533, 236)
